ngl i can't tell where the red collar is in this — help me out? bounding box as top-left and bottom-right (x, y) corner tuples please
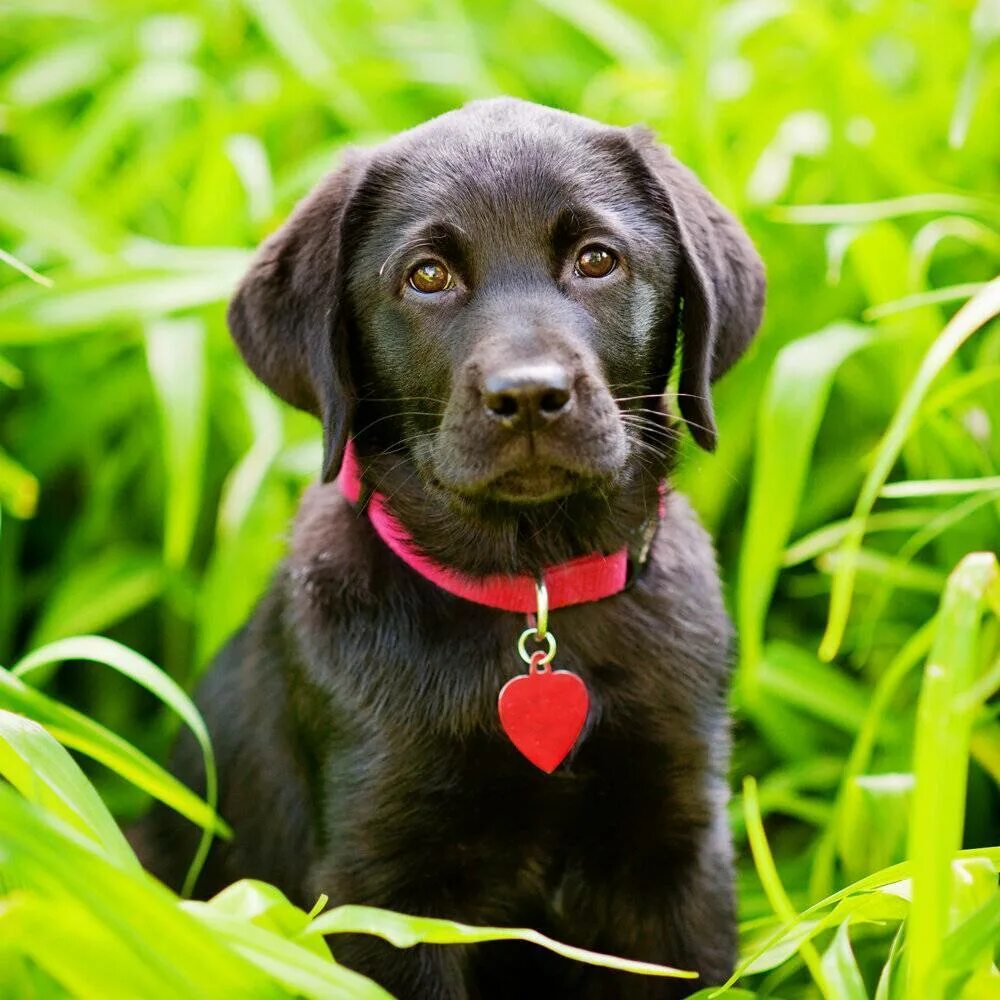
(339, 441), (660, 613)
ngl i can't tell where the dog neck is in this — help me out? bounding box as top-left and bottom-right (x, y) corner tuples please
(340, 441), (671, 583)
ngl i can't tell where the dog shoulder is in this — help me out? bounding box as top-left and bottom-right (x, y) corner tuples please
(653, 490), (725, 601)
(639, 489), (733, 673)
(284, 481), (381, 606)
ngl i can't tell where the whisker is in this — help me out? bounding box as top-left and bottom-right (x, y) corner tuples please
(623, 406), (716, 438)
(358, 395), (450, 405)
(613, 390), (712, 405)
(352, 411), (441, 437)
(663, 390), (713, 403)
(619, 416), (678, 439)
(620, 410), (674, 424)
(363, 432), (438, 465)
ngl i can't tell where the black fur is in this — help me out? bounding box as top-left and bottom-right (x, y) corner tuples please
(137, 98), (765, 998)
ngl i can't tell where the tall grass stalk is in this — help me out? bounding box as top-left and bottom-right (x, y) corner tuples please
(0, 1), (997, 996)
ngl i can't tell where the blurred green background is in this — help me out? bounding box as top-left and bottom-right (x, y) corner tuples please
(1, 0), (999, 996)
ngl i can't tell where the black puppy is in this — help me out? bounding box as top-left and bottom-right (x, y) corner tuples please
(140, 98), (765, 998)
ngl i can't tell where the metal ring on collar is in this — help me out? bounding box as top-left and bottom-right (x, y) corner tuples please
(518, 627), (556, 665)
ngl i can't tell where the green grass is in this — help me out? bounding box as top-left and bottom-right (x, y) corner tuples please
(1, 1), (998, 996)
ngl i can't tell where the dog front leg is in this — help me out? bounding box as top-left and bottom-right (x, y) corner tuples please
(307, 856), (475, 1000)
(325, 930), (471, 1000)
(559, 812), (737, 999)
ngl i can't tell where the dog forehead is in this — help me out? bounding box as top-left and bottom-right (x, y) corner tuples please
(363, 100), (637, 234)
(385, 97), (613, 172)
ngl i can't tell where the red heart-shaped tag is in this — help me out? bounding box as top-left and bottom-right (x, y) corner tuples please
(498, 659), (590, 773)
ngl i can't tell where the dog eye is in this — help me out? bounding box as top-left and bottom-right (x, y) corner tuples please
(575, 245), (617, 279)
(408, 260), (453, 294)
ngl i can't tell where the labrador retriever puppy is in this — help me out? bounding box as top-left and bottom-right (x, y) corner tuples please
(139, 97), (765, 998)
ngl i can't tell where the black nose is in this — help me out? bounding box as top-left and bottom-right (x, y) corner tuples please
(482, 363), (573, 430)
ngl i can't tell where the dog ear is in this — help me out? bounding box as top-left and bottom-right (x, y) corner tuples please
(626, 128), (765, 450)
(227, 150), (370, 482)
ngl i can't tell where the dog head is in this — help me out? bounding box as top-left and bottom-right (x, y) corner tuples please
(229, 99), (764, 545)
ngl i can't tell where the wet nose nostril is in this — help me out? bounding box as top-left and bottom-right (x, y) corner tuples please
(539, 389), (570, 415)
(481, 363), (573, 429)
(490, 393), (520, 418)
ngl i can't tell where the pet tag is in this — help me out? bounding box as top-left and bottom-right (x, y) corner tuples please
(499, 651), (589, 773)
(497, 580), (590, 773)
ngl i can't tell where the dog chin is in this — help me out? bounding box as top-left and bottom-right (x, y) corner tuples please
(429, 449), (622, 505)
(478, 464), (583, 503)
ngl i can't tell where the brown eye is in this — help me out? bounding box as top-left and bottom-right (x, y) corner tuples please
(408, 260), (452, 294)
(575, 245), (617, 279)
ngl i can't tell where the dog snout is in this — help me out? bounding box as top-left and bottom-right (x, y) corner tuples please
(481, 362), (573, 431)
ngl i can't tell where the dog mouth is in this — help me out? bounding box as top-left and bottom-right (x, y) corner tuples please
(483, 463), (582, 503)
(424, 415), (629, 505)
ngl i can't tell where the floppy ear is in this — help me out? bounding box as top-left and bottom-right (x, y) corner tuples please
(227, 150), (370, 482)
(627, 128), (765, 450)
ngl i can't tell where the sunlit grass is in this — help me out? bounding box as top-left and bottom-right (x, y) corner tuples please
(0, 0), (998, 996)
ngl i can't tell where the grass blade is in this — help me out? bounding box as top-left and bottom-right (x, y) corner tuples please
(741, 777), (833, 998)
(0, 447), (38, 518)
(206, 879), (331, 957)
(820, 277), (1000, 660)
(0, 168), (118, 261)
(145, 318), (207, 569)
(737, 323), (871, 698)
(0, 265), (245, 343)
(873, 924), (904, 1000)
(721, 847), (1000, 993)
(757, 640), (875, 735)
(311, 905), (698, 980)
(0, 248), (53, 287)
(0, 665), (228, 839)
(182, 904), (393, 999)
(12, 635), (225, 894)
(939, 894), (1000, 987)
(809, 620), (937, 899)
(862, 282), (986, 320)
(905, 551), (999, 999)
(0, 709), (138, 870)
(819, 922), (867, 1000)
(880, 476), (1000, 498)
(1, 895), (184, 1000)
(772, 194), (1000, 225)
(27, 548), (165, 647)
(534, 0), (663, 67)
(0, 785), (277, 998)
(783, 510), (944, 567)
